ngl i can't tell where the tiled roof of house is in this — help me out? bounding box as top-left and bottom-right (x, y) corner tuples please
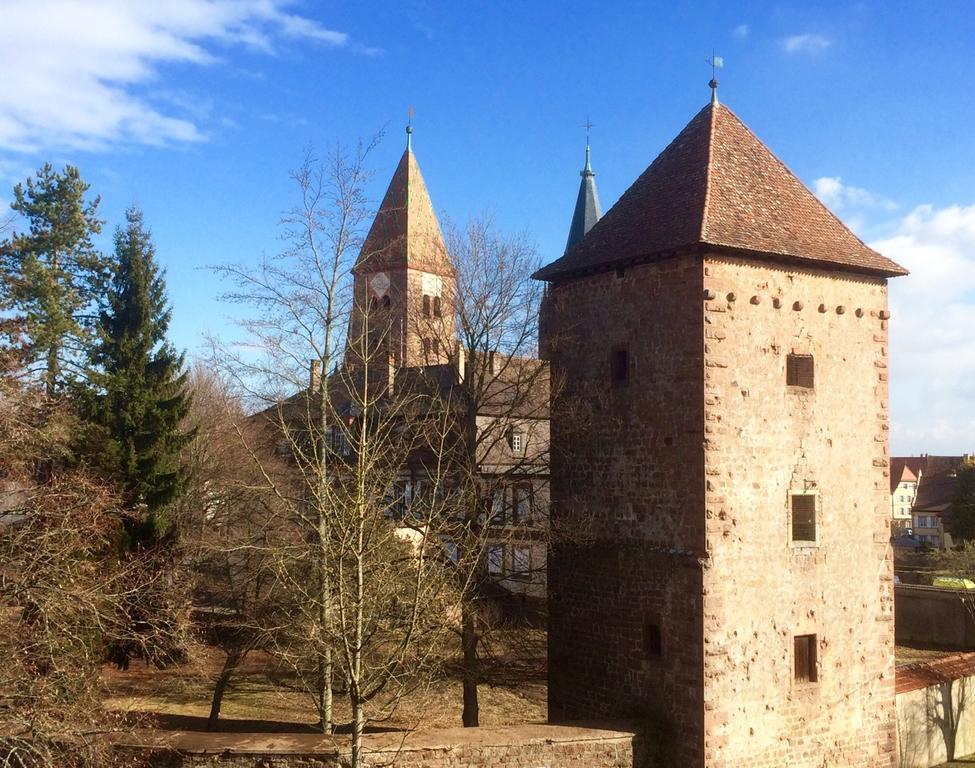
(534, 102), (908, 282)
(354, 142), (454, 278)
(913, 455), (967, 513)
(896, 652), (975, 694)
(890, 456), (924, 492)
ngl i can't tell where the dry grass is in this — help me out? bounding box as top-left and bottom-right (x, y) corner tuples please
(101, 639), (546, 733)
(895, 644), (962, 667)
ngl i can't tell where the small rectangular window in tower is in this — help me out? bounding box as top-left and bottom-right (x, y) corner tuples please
(643, 622), (662, 657)
(786, 353), (814, 388)
(422, 338), (431, 355)
(433, 295), (442, 317)
(432, 338), (440, 355)
(791, 494), (816, 542)
(611, 347), (629, 386)
(422, 294), (432, 317)
(794, 634), (818, 683)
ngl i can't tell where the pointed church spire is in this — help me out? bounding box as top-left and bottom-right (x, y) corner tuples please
(565, 123), (602, 252)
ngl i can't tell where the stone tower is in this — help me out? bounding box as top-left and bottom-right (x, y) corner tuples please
(348, 126), (455, 370)
(535, 97), (907, 766)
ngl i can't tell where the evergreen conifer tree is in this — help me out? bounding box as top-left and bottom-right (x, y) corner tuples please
(92, 206), (191, 546)
(0, 164), (106, 394)
(949, 458), (975, 543)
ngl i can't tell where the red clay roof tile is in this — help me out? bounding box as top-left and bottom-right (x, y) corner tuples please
(535, 102), (908, 281)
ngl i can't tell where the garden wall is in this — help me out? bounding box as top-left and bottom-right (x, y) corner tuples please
(896, 585), (975, 650)
(121, 723), (645, 768)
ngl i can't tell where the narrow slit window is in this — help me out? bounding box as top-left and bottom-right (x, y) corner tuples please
(433, 295), (442, 317)
(787, 354), (814, 388)
(611, 347), (629, 386)
(644, 622), (662, 657)
(791, 494), (816, 542)
(794, 634), (818, 682)
(422, 294), (432, 317)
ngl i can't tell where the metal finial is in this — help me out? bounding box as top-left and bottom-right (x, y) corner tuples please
(582, 118), (594, 175)
(406, 106), (414, 150)
(706, 50), (724, 105)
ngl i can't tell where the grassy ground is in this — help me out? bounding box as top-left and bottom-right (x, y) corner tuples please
(101, 638), (547, 733)
(895, 644), (961, 666)
(101, 632), (963, 734)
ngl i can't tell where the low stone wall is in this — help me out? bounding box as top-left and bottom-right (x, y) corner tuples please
(896, 585), (975, 650)
(897, 654), (975, 767)
(120, 723), (645, 768)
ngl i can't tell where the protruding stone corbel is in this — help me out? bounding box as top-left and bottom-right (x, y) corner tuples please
(793, 301), (803, 311)
(703, 289), (717, 301)
(750, 295), (761, 305)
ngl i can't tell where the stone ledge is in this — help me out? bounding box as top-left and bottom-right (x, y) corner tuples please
(118, 722), (640, 757)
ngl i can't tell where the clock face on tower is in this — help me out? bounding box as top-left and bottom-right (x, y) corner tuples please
(369, 272), (390, 298)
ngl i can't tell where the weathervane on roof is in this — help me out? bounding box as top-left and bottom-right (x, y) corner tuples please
(706, 50), (724, 105)
(406, 106), (414, 151)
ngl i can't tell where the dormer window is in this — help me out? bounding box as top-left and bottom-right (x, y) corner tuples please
(510, 430), (525, 454)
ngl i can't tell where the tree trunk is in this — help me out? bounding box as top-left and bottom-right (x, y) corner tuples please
(317, 514), (334, 733)
(461, 604), (479, 727)
(351, 698), (366, 768)
(207, 649), (242, 731)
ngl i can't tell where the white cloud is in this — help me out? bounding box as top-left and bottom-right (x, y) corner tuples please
(0, 0), (361, 152)
(813, 176), (897, 213)
(782, 33), (832, 54)
(872, 204), (975, 454)
(733, 24), (749, 39)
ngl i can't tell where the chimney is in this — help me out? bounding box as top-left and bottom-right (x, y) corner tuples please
(309, 359), (322, 392)
(454, 342), (466, 384)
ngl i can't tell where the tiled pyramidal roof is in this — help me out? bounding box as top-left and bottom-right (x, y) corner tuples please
(355, 144), (455, 277)
(564, 144), (602, 251)
(535, 102), (908, 281)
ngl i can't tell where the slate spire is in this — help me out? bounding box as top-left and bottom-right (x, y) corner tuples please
(564, 131), (602, 252)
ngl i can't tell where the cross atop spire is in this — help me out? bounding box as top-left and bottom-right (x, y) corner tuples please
(706, 51), (724, 105)
(583, 118), (594, 174)
(406, 106), (414, 151)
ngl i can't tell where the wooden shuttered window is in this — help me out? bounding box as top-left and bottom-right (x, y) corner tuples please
(794, 634), (818, 683)
(791, 494), (816, 542)
(786, 354), (814, 388)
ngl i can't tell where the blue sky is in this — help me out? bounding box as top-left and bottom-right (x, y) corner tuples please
(0, 0), (972, 455)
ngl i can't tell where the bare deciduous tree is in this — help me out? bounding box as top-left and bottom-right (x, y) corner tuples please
(0, 376), (162, 768)
(208, 142), (463, 767)
(413, 215), (551, 727)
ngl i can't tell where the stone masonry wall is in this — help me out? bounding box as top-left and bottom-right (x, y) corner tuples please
(546, 254), (706, 766)
(123, 724), (644, 768)
(700, 255), (896, 767)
